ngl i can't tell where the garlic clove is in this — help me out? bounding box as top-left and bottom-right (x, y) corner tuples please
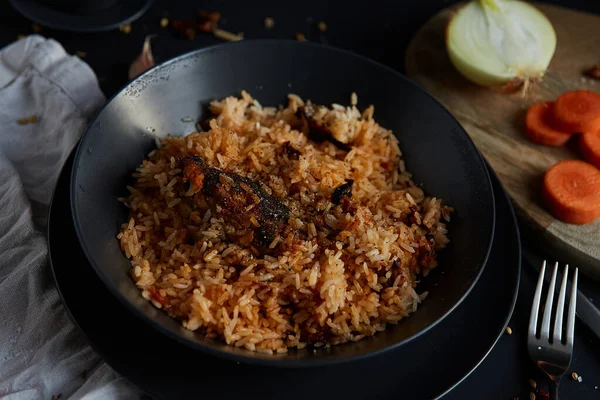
(128, 36), (156, 81)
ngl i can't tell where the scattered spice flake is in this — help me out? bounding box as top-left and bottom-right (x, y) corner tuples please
(506, 326), (513, 335)
(529, 379), (536, 389)
(572, 372), (579, 381)
(264, 17), (275, 29)
(128, 36), (155, 80)
(213, 28), (243, 42)
(17, 34), (25, 40)
(198, 20), (216, 33)
(210, 12), (221, 23)
(170, 19), (190, 35)
(119, 24), (132, 34)
(32, 23), (42, 33)
(160, 18), (169, 28)
(585, 65), (600, 80)
(172, 10), (231, 41)
(184, 28), (195, 40)
(76, 51), (87, 58)
(529, 392), (536, 400)
(171, 18), (214, 39)
(198, 9), (221, 23)
(17, 115), (37, 125)
(296, 32), (307, 41)
(318, 21), (327, 32)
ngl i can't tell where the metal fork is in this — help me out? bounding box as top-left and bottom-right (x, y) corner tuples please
(528, 261), (578, 400)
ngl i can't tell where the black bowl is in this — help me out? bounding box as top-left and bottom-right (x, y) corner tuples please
(71, 40), (495, 367)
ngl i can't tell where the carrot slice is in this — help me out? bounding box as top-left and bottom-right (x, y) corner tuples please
(525, 102), (572, 146)
(581, 133), (600, 168)
(553, 90), (600, 133)
(543, 160), (600, 224)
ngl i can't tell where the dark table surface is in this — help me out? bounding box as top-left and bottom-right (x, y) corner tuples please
(2, 1), (600, 399)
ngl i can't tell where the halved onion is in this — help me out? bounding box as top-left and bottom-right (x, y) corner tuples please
(446, 0), (556, 90)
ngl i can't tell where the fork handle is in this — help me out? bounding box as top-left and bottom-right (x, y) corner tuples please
(549, 380), (559, 400)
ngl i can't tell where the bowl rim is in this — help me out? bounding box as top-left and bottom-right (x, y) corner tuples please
(70, 39), (496, 367)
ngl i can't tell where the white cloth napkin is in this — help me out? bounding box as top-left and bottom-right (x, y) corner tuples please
(0, 35), (142, 400)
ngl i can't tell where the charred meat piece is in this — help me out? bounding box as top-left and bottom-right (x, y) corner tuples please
(281, 141), (301, 160)
(181, 156), (290, 250)
(300, 328), (333, 345)
(331, 179), (354, 204)
(182, 155), (206, 188)
(299, 104), (351, 152)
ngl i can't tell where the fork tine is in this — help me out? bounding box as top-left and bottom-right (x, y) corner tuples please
(553, 264), (569, 343)
(566, 268), (579, 346)
(540, 262), (559, 340)
(529, 260), (547, 336)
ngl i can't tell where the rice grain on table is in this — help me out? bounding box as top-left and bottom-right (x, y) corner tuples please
(118, 91), (452, 353)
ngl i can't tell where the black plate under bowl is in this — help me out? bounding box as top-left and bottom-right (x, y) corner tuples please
(10, 0), (153, 33)
(51, 151), (519, 399)
(70, 40), (495, 366)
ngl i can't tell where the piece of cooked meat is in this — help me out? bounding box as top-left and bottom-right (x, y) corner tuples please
(281, 141), (301, 160)
(331, 179), (354, 204)
(181, 156), (290, 250)
(299, 104), (352, 151)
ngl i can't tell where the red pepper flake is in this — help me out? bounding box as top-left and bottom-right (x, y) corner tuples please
(184, 27), (196, 40)
(171, 8), (240, 42)
(197, 20), (216, 33)
(171, 19), (197, 39)
(198, 9), (221, 23)
(537, 389), (549, 400)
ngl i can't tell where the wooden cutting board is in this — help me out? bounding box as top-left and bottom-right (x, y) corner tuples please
(405, 3), (600, 279)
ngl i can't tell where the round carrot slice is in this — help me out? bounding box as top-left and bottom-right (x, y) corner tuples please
(581, 132), (600, 169)
(543, 160), (600, 224)
(525, 102), (572, 146)
(553, 90), (600, 133)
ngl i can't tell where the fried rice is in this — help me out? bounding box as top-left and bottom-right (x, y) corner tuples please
(117, 91), (452, 354)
